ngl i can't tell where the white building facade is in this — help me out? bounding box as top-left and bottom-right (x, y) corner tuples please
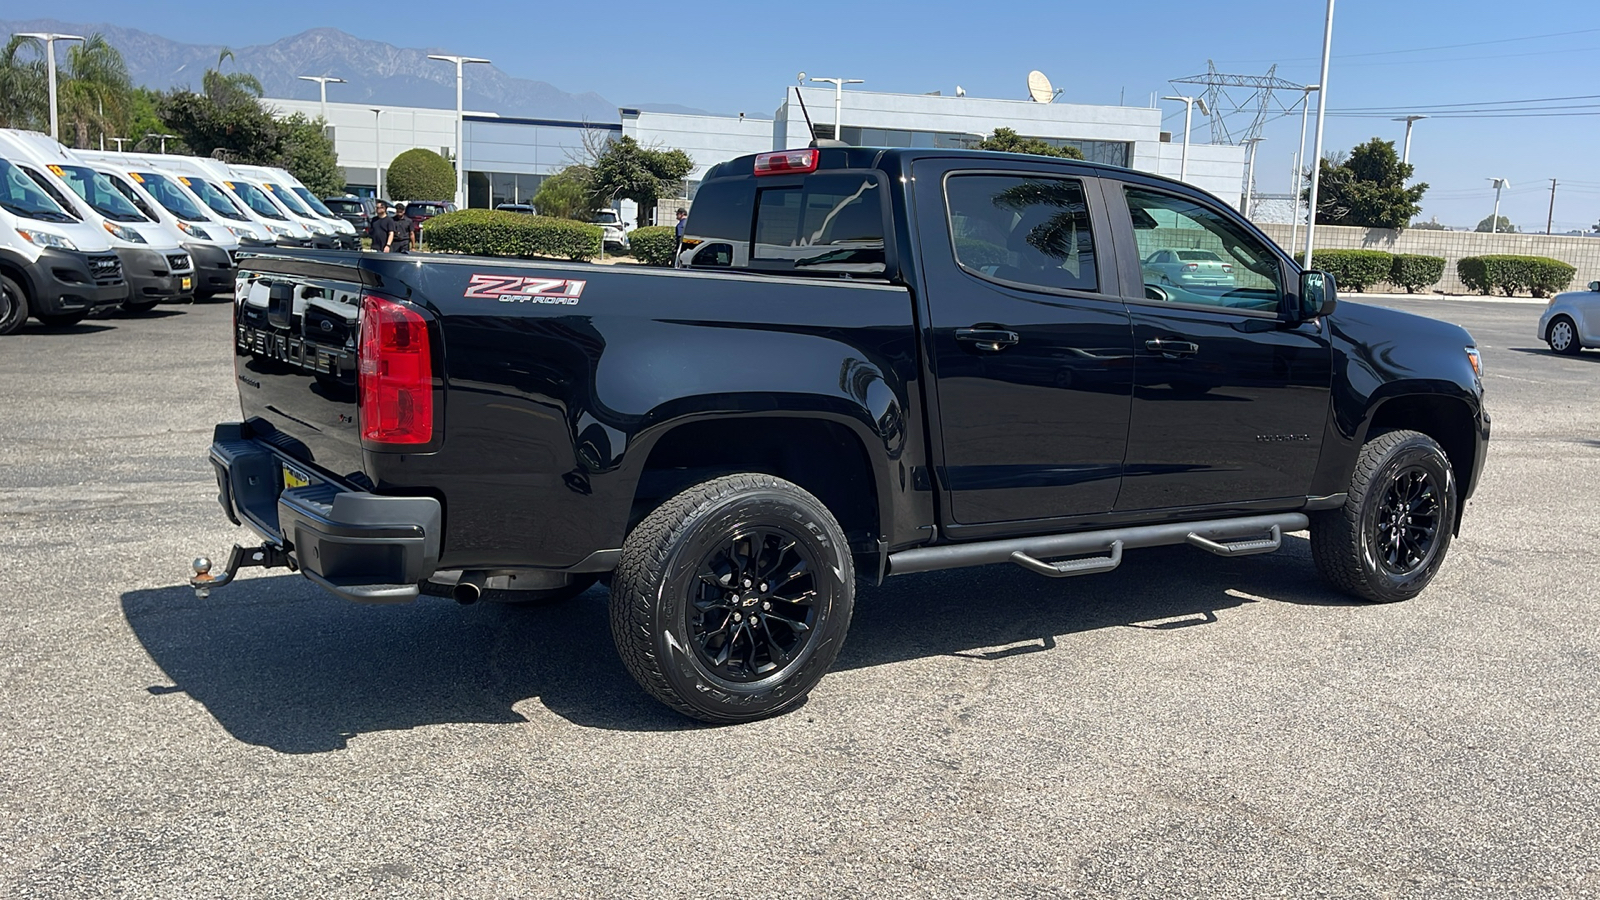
(267, 85), (1249, 218)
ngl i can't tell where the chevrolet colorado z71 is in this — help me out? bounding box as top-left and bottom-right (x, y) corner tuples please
(196, 147), (1489, 722)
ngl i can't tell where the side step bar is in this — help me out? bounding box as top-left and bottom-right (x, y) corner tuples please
(885, 513), (1307, 578)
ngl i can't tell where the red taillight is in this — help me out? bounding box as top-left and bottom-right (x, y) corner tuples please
(359, 294), (433, 445)
(754, 148), (819, 176)
(1222, 263), (1234, 273)
(1183, 263), (1199, 272)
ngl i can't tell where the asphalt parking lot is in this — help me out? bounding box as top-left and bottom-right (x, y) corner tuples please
(1, 295), (1596, 898)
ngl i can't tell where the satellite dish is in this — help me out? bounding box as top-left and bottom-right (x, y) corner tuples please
(955, 85), (965, 97)
(1027, 70), (1054, 103)
(797, 71), (807, 84)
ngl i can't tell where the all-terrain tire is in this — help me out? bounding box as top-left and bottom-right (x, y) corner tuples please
(0, 274), (29, 335)
(609, 473), (855, 724)
(1311, 429), (1457, 603)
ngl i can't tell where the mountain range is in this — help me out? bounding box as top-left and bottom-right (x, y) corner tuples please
(1, 18), (715, 121)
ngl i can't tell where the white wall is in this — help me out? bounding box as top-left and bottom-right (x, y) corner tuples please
(265, 98), (484, 189)
(1135, 141), (1251, 208)
(625, 111), (773, 182)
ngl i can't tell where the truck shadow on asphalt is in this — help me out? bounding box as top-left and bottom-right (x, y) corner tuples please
(120, 536), (1355, 752)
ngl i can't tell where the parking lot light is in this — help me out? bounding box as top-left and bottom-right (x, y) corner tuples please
(427, 55), (491, 209)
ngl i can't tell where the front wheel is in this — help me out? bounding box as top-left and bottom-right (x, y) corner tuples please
(0, 274), (29, 335)
(1311, 429), (1458, 603)
(1547, 315), (1583, 355)
(610, 474), (855, 723)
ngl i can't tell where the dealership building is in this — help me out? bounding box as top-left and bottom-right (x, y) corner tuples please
(268, 84), (1248, 220)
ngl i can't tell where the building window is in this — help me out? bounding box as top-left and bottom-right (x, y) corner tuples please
(466, 171), (547, 209)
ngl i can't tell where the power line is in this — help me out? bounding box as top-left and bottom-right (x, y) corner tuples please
(1333, 93), (1600, 113)
(1215, 27), (1600, 65)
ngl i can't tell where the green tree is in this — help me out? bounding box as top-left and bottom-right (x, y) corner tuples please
(1475, 215), (1516, 234)
(386, 148), (455, 201)
(587, 136), (693, 228)
(56, 35), (133, 149)
(977, 127), (1086, 160)
(0, 35), (48, 130)
(158, 88), (279, 160)
(202, 49), (263, 110)
(276, 113), (343, 196)
(125, 88), (174, 150)
(1309, 138), (1428, 230)
(532, 165), (596, 220)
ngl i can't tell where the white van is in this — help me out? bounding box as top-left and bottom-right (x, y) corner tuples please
(232, 164), (357, 249)
(149, 156), (315, 249)
(0, 130), (195, 311)
(75, 157), (241, 300)
(101, 153), (279, 250)
(0, 152), (127, 333)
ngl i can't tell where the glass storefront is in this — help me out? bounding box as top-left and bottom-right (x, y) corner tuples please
(467, 171), (547, 209)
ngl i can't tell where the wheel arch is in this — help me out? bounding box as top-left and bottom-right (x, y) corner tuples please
(0, 250), (41, 303)
(1361, 392), (1483, 530)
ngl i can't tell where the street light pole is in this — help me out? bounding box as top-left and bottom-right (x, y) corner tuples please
(1303, 0), (1336, 269)
(1161, 95), (1209, 182)
(1289, 84), (1320, 254)
(369, 108), (383, 200)
(427, 54), (491, 209)
(1241, 137), (1265, 217)
(1393, 115), (1427, 164)
(298, 75), (346, 122)
(1488, 177), (1510, 233)
(18, 32), (84, 141)
(810, 76), (864, 142)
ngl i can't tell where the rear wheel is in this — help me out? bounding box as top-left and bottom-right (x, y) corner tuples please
(610, 474), (855, 723)
(1311, 429), (1457, 603)
(0, 274), (30, 335)
(1547, 315), (1583, 355)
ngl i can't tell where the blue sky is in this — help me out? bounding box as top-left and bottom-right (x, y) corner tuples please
(35, 0), (1600, 230)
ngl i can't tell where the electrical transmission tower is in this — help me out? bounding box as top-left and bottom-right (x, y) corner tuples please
(1171, 61), (1306, 146)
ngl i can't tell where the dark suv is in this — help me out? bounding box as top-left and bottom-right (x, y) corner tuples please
(321, 196), (375, 233)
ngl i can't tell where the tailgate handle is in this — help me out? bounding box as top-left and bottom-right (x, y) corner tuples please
(267, 281), (294, 330)
(956, 328), (1020, 351)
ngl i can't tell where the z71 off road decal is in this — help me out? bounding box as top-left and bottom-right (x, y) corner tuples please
(464, 274), (587, 304)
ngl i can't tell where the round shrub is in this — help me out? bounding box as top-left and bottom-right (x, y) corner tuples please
(386, 149), (456, 202)
(423, 209), (601, 261)
(1389, 254), (1445, 294)
(1309, 249), (1394, 293)
(629, 226), (679, 266)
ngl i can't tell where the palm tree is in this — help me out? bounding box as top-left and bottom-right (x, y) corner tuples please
(202, 49), (263, 110)
(57, 34), (132, 148)
(0, 35), (47, 130)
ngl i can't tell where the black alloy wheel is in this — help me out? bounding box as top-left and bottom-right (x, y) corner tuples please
(1311, 428), (1458, 603)
(689, 528), (821, 683)
(610, 473), (854, 723)
(1373, 465), (1442, 577)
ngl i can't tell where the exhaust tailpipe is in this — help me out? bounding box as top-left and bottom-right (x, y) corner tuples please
(453, 570), (489, 604)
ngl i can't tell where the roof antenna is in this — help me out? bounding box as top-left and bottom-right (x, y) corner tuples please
(793, 77), (817, 145)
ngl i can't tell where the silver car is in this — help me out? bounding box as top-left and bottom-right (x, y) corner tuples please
(1142, 248), (1236, 287)
(1536, 280), (1600, 355)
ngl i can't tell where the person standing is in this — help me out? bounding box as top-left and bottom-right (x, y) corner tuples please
(674, 207), (688, 241)
(384, 203), (413, 254)
(368, 200), (390, 251)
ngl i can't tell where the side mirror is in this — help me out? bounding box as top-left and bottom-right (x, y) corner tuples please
(1588, 281), (1599, 292)
(1298, 270), (1338, 320)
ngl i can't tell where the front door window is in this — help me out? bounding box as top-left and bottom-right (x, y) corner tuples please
(1125, 187), (1283, 313)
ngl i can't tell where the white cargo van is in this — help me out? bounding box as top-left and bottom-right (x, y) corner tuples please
(232, 164), (357, 249)
(0, 152), (127, 333)
(0, 130), (195, 311)
(102, 153), (279, 250)
(76, 157), (241, 299)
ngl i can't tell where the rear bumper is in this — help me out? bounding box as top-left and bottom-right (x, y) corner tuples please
(185, 242), (236, 296)
(27, 248), (127, 315)
(209, 423), (441, 603)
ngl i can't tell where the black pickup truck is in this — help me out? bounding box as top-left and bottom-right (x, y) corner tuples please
(199, 146), (1489, 723)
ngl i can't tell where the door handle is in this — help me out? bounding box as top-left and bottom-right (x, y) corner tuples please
(1144, 338), (1199, 357)
(956, 328), (1020, 351)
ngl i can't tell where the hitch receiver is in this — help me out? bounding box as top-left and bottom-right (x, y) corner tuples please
(190, 543), (295, 599)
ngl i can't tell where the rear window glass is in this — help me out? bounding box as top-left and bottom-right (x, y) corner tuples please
(1177, 250), (1220, 261)
(945, 174), (1099, 294)
(752, 174), (885, 274)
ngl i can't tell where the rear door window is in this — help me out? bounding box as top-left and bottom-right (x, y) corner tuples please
(945, 173), (1100, 294)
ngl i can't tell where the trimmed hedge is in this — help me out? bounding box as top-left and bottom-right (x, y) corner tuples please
(1389, 254), (1446, 294)
(386, 148), (456, 203)
(1309, 249), (1394, 293)
(629, 226), (679, 266)
(422, 209), (601, 261)
(1457, 255), (1576, 297)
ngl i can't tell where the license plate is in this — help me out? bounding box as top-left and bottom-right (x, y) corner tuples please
(182, 276), (192, 291)
(282, 463), (311, 491)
